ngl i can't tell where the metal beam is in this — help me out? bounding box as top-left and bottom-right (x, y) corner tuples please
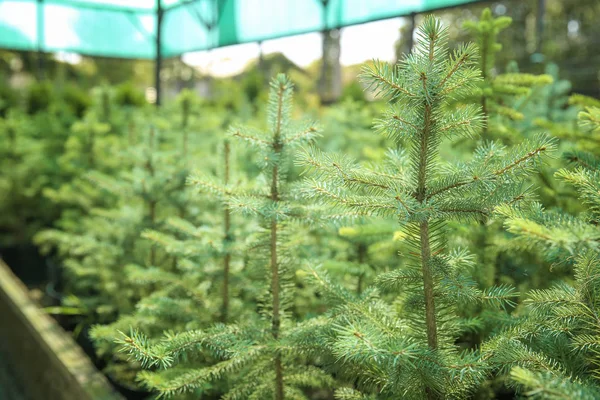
(164, 0), (202, 13)
(536, 0), (545, 54)
(155, 0), (164, 106)
(36, 0), (45, 80)
(407, 12), (416, 53)
(46, 0), (152, 14)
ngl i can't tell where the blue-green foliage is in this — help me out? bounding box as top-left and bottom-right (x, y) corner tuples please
(1, 9), (600, 400)
(297, 16), (554, 399)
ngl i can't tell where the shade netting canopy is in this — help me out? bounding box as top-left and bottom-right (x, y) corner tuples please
(0, 0), (479, 59)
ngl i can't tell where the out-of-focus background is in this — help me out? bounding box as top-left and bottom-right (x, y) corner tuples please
(1, 0), (598, 106)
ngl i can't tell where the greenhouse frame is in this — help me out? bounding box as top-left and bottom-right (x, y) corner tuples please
(0, 0), (481, 103)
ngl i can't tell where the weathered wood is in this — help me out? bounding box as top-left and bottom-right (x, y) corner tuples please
(0, 259), (124, 400)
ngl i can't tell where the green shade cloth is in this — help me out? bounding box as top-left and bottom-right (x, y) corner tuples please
(0, 0), (479, 59)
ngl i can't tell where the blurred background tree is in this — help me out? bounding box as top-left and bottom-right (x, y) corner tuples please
(1, 0), (598, 105)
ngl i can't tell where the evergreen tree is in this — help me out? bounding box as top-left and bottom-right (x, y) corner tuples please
(504, 62), (581, 211)
(37, 86), (130, 229)
(119, 75), (331, 399)
(0, 89), (98, 246)
(86, 91), (238, 386)
(457, 9), (559, 300)
(0, 111), (48, 245)
(32, 86), (231, 386)
(298, 16), (554, 399)
(521, 63), (578, 131)
(462, 8), (552, 143)
(92, 135), (251, 346)
(34, 124), (160, 316)
(185, 139), (249, 323)
(486, 107), (600, 398)
(565, 95), (600, 156)
(34, 109), (196, 317)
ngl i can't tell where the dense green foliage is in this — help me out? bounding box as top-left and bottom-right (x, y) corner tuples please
(1, 9), (600, 400)
(297, 16), (554, 399)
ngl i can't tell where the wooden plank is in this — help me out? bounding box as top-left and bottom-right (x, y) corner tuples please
(0, 259), (124, 400)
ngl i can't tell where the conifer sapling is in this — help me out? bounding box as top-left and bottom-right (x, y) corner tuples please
(118, 75), (329, 399)
(299, 16), (554, 399)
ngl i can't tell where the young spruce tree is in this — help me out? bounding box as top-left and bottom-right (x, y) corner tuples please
(462, 8), (551, 143)
(119, 75), (330, 399)
(299, 16), (554, 399)
(486, 106), (600, 398)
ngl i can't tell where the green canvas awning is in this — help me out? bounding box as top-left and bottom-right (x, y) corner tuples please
(0, 0), (480, 59)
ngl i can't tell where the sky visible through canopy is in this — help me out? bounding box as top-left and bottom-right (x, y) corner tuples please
(0, 0), (480, 59)
(183, 18), (405, 77)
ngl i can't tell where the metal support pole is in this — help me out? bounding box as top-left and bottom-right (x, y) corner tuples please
(318, 0), (341, 104)
(155, 0), (164, 106)
(257, 41), (266, 82)
(536, 0), (545, 54)
(257, 41), (264, 69)
(407, 12), (416, 54)
(36, 0), (45, 80)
